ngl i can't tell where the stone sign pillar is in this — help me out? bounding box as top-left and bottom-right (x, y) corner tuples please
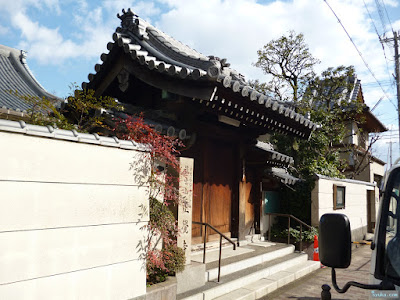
(177, 157), (194, 265)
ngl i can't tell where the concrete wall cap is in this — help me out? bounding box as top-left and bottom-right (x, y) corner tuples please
(0, 119), (146, 151)
(314, 173), (375, 187)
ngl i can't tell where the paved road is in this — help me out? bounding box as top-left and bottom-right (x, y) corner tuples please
(260, 244), (373, 299)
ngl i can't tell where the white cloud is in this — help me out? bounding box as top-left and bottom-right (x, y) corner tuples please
(13, 12), (78, 62)
(393, 19), (400, 31)
(384, 0), (398, 7)
(0, 24), (9, 35)
(1, 0), (160, 64)
(0, 0), (60, 14)
(7, 2), (116, 64)
(155, 0), (385, 85)
(102, 0), (160, 19)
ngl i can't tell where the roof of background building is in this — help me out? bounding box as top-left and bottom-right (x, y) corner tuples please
(348, 78), (387, 133)
(0, 44), (59, 117)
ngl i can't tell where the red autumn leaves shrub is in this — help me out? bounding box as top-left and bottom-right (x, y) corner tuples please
(115, 115), (185, 285)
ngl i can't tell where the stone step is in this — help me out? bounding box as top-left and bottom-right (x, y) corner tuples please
(179, 241), (287, 294)
(206, 243), (295, 281)
(245, 234), (262, 244)
(214, 260), (321, 300)
(191, 238), (238, 253)
(178, 251), (317, 300)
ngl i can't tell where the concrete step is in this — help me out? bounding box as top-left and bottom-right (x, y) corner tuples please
(191, 238), (238, 253)
(179, 241), (288, 294)
(206, 243), (295, 281)
(178, 250), (319, 300)
(214, 260), (321, 300)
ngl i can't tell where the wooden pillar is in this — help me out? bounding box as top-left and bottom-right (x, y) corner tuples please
(177, 157), (194, 265)
(238, 144), (247, 242)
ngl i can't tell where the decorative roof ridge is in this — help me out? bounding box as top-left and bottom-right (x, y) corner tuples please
(0, 119), (148, 151)
(117, 9), (205, 60)
(145, 24), (209, 61)
(116, 9), (238, 80)
(19, 50), (48, 95)
(0, 44), (60, 101)
(0, 44), (21, 58)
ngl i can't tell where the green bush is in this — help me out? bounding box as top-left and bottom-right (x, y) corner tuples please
(149, 197), (176, 235)
(163, 244), (186, 275)
(286, 226), (318, 242)
(146, 197), (186, 285)
(271, 226), (318, 243)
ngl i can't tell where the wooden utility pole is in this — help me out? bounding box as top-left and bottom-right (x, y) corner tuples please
(387, 141), (393, 168)
(381, 31), (400, 152)
(395, 31), (400, 153)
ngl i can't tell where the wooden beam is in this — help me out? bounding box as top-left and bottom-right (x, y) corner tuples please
(93, 54), (125, 98)
(124, 59), (215, 100)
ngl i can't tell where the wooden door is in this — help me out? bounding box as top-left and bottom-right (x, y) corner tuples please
(205, 141), (233, 237)
(367, 190), (375, 233)
(191, 139), (234, 242)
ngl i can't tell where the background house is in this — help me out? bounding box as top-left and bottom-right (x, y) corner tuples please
(311, 77), (386, 240)
(339, 77), (386, 184)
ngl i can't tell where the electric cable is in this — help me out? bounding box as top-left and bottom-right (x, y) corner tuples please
(324, 0), (396, 111)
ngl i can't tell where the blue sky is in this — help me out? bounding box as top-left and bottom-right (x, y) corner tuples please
(1, 0), (400, 163)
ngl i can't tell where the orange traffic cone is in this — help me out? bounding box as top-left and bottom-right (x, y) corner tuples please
(313, 235), (319, 261)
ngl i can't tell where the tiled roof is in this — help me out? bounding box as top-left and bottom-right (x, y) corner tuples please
(83, 9), (317, 139)
(267, 167), (300, 185)
(349, 79), (361, 101)
(0, 118), (147, 151)
(255, 141), (294, 165)
(0, 44), (59, 114)
(347, 77), (387, 133)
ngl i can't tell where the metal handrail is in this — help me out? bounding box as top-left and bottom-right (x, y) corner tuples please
(192, 221), (237, 282)
(266, 213), (314, 252)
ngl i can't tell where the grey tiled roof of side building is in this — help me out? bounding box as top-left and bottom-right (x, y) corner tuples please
(0, 44), (60, 113)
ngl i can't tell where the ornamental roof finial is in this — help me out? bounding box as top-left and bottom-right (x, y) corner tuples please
(117, 8), (138, 29)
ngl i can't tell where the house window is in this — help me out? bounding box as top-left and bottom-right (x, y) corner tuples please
(333, 185), (346, 210)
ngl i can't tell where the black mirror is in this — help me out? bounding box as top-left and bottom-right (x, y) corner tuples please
(319, 213), (351, 268)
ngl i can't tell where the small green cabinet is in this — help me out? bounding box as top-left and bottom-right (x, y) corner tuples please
(264, 191), (280, 214)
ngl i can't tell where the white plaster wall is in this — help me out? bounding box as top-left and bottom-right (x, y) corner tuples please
(370, 160), (385, 180)
(0, 131), (149, 300)
(311, 177), (371, 240)
(355, 162), (371, 183)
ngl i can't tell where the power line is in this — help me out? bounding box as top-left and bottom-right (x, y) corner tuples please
(363, 80), (393, 87)
(373, 0), (397, 111)
(364, 0), (382, 37)
(381, 0), (394, 33)
(374, 0), (397, 112)
(375, 0), (388, 33)
(323, 0), (395, 110)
